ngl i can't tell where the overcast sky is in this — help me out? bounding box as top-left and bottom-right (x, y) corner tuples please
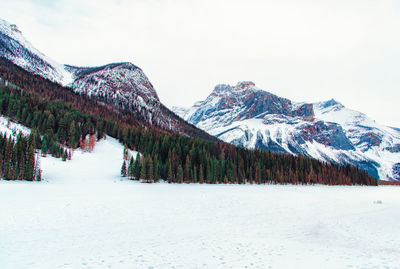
(1, 0), (399, 127)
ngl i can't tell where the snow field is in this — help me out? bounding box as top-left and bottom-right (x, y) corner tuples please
(0, 137), (399, 268)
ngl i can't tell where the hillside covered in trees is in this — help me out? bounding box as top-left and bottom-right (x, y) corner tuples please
(0, 57), (377, 185)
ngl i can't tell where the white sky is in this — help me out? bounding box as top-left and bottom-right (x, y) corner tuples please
(1, 0), (399, 127)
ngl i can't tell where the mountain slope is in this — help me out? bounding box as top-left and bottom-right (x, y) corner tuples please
(173, 81), (400, 181)
(0, 19), (214, 140)
(0, 19), (72, 85)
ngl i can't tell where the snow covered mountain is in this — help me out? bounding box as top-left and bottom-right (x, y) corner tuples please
(173, 81), (400, 181)
(0, 19), (73, 85)
(65, 63), (167, 128)
(0, 19), (213, 139)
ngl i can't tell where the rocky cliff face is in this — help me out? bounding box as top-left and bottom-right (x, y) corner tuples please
(173, 82), (400, 181)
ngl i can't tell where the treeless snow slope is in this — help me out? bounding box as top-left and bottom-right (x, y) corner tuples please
(0, 137), (399, 268)
(40, 136), (126, 185)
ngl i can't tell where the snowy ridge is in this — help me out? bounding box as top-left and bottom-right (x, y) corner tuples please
(65, 62), (163, 125)
(173, 82), (400, 181)
(66, 63), (159, 102)
(0, 19), (73, 85)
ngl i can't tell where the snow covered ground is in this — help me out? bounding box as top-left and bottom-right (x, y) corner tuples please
(1, 137), (400, 268)
(0, 116), (31, 139)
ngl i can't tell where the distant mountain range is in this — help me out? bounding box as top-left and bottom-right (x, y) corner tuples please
(173, 81), (400, 181)
(0, 18), (213, 140)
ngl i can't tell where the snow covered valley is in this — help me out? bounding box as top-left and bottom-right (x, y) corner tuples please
(1, 137), (399, 268)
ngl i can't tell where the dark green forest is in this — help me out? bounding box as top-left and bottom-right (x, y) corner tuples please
(0, 131), (40, 181)
(0, 57), (377, 185)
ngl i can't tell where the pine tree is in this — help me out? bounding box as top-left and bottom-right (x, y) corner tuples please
(59, 116), (68, 142)
(199, 163), (204, 184)
(61, 149), (67, 161)
(123, 145), (128, 161)
(4, 137), (12, 179)
(167, 150), (175, 183)
(146, 155), (153, 182)
(133, 155), (141, 180)
(153, 154), (159, 182)
(193, 166), (198, 183)
(46, 113), (55, 137)
(41, 138), (48, 156)
(24, 142), (35, 181)
(249, 167), (253, 184)
(121, 160), (127, 177)
(206, 160), (213, 184)
(140, 156), (147, 180)
(15, 134), (24, 179)
(11, 146), (17, 180)
(167, 161), (173, 183)
(185, 154), (191, 181)
(127, 157), (134, 178)
(69, 120), (76, 148)
(34, 129), (41, 149)
(177, 164), (183, 183)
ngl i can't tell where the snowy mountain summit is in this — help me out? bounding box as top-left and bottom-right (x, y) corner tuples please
(66, 62), (159, 102)
(173, 81), (400, 181)
(64, 62), (166, 126)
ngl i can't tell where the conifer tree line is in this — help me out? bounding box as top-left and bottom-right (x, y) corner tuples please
(0, 131), (41, 181)
(118, 127), (376, 185)
(0, 57), (377, 185)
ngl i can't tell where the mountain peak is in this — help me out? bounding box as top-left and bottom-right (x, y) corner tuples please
(69, 62), (159, 102)
(316, 98), (345, 112)
(103, 62), (140, 71)
(0, 19), (22, 37)
(236, 81), (256, 89)
(322, 98), (342, 108)
(211, 81), (258, 98)
(212, 84), (232, 94)
(177, 81), (315, 131)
